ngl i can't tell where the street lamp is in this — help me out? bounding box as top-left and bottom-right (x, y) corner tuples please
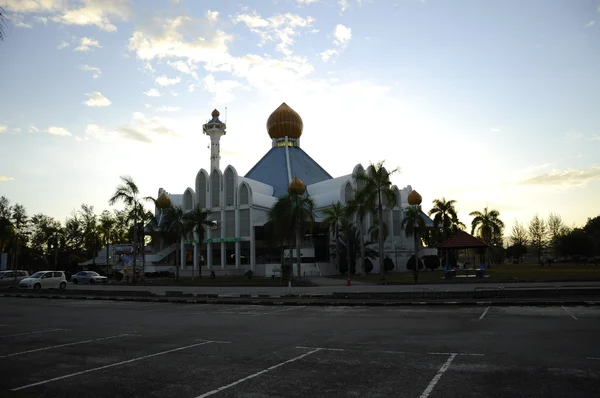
(407, 189), (422, 282)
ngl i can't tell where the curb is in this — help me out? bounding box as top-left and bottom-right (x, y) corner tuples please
(3, 292), (599, 307)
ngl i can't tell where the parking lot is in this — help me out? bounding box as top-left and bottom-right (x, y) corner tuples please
(0, 298), (599, 397)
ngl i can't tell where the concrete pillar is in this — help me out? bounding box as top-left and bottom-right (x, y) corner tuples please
(235, 207), (241, 269)
(180, 240), (185, 270)
(193, 233), (198, 271)
(249, 208), (256, 272)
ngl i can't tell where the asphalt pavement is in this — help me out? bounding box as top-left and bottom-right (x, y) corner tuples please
(0, 297), (599, 397)
(60, 279), (600, 297)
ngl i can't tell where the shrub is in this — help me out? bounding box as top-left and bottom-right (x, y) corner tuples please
(384, 257), (395, 272)
(245, 269), (254, 279)
(406, 255), (424, 271)
(423, 255), (440, 271)
(364, 258), (374, 274)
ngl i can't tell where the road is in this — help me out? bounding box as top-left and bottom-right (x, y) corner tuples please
(0, 297), (599, 397)
(64, 280), (600, 296)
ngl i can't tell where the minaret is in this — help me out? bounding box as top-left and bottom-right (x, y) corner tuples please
(203, 109), (226, 171)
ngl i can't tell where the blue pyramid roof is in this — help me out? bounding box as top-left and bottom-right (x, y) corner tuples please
(245, 146), (333, 197)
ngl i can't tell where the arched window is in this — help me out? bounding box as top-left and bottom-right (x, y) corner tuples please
(239, 184), (249, 205)
(225, 168), (235, 207)
(210, 171), (220, 208)
(344, 182), (353, 203)
(183, 190), (193, 211)
(195, 171), (207, 208)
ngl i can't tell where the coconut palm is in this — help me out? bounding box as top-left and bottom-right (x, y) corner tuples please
(352, 161), (398, 276)
(160, 205), (191, 281)
(109, 176), (143, 282)
(401, 206), (426, 282)
(183, 205), (212, 279)
(469, 207), (504, 246)
(268, 195), (294, 279)
(321, 202), (345, 272)
(98, 211), (115, 275)
(346, 191), (371, 276)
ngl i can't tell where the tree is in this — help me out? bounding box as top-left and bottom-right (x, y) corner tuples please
(80, 204), (99, 269)
(401, 206), (426, 282)
(346, 190), (371, 276)
(268, 196), (295, 279)
(109, 176), (143, 282)
(352, 161), (398, 276)
(556, 228), (594, 259)
(98, 210), (115, 275)
(583, 215), (600, 256)
(547, 213), (566, 256)
(160, 205), (191, 281)
(288, 194), (315, 279)
(11, 204), (28, 276)
(0, 6), (6, 41)
(509, 220), (528, 247)
(183, 205), (212, 279)
(469, 207), (504, 247)
(528, 214), (548, 264)
(321, 202), (345, 273)
(428, 198), (461, 243)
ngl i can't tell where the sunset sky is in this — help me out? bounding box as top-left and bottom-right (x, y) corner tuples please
(1, 0), (599, 235)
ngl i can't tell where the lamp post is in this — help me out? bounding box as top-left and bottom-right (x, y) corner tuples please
(407, 189), (422, 283)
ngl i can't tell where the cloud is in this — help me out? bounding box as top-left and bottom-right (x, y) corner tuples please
(155, 75), (181, 86)
(205, 10), (219, 21)
(34, 16), (48, 24)
(521, 164), (600, 188)
(233, 11), (315, 56)
(2, 0), (64, 13)
(47, 127), (72, 136)
(320, 24), (352, 62)
(57, 40), (70, 49)
(53, 0), (132, 32)
(83, 123), (109, 140)
(592, 134), (600, 141)
(584, 20), (596, 28)
(338, 0), (350, 13)
(203, 74), (241, 104)
(297, 0), (320, 4)
(144, 88), (161, 97)
(115, 112), (177, 143)
(81, 64), (102, 78)
(75, 37), (101, 52)
(0, 176), (15, 182)
(168, 60), (198, 78)
(28, 124), (39, 133)
(84, 92), (112, 107)
(490, 127), (501, 133)
(156, 106), (180, 112)
(7, 13), (33, 28)
(0, 125), (7, 133)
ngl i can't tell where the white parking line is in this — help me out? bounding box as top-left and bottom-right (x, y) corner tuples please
(562, 306), (578, 320)
(0, 334), (133, 358)
(252, 306), (306, 316)
(587, 357), (600, 360)
(0, 328), (66, 339)
(215, 305), (256, 313)
(12, 340), (215, 391)
(419, 353), (457, 398)
(479, 306), (490, 320)
(194, 348), (322, 398)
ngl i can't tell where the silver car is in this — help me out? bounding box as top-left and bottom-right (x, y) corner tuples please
(71, 271), (108, 284)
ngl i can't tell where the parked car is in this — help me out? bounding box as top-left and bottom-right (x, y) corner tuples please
(19, 271), (67, 290)
(71, 271), (108, 284)
(0, 270), (29, 284)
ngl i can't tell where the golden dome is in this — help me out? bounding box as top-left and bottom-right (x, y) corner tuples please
(211, 109), (220, 118)
(267, 102), (303, 139)
(156, 192), (171, 209)
(288, 177), (306, 195)
(407, 190), (422, 206)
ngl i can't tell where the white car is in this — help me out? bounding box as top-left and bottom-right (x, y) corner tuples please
(0, 270), (29, 284)
(71, 271), (108, 284)
(19, 271), (67, 290)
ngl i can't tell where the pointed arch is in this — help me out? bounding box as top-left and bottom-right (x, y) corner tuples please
(343, 181), (353, 204)
(223, 165), (238, 207)
(238, 182), (250, 206)
(195, 169), (209, 209)
(352, 164), (365, 190)
(210, 169), (222, 208)
(183, 188), (195, 211)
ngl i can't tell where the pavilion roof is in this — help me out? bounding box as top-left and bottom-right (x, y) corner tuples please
(437, 230), (488, 249)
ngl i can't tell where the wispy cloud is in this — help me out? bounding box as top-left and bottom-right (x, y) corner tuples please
(84, 92), (112, 107)
(28, 124), (40, 133)
(156, 106), (180, 112)
(57, 40), (70, 50)
(521, 164), (600, 188)
(75, 37), (101, 52)
(0, 125), (7, 133)
(47, 127), (72, 136)
(0, 176), (15, 182)
(320, 24), (352, 62)
(297, 0), (320, 5)
(155, 75), (181, 86)
(584, 20), (596, 28)
(144, 88), (161, 97)
(81, 65), (102, 79)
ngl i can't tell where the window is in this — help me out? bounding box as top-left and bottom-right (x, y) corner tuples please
(53, 272), (63, 278)
(211, 171), (220, 208)
(240, 209), (250, 236)
(225, 169), (235, 207)
(225, 211), (235, 236)
(196, 173), (207, 208)
(239, 184), (249, 205)
(41, 273), (52, 279)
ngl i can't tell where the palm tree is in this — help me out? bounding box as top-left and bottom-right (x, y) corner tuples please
(109, 176), (143, 282)
(98, 211), (115, 275)
(428, 198), (459, 240)
(11, 204), (28, 275)
(401, 206), (426, 282)
(469, 207), (504, 246)
(268, 195), (294, 279)
(161, 205), (192, 281)
(0, 6), (6, 41)
(288, 194), (315, 279)
(346, 191), (370, 275)
(321, 202), (345, 272)
(183, 205), (212, 279)
(353, 161), (398, 276)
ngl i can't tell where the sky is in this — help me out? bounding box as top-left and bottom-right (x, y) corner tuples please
(0, 0), (599, 236)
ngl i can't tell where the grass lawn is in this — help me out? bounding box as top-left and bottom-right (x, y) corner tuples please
(347, 262), (600, 284)
(138, 277), (315, 287)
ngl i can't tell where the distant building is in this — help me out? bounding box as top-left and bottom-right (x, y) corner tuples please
(154, 103), (433, 276)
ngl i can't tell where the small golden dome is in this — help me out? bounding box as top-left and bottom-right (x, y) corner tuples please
(288, 177), (306, 195)
(407, 190), (422, 206)
(156, 192), (171, 209)
(267, 102), (303, 139)
(211, 109), (220, 118)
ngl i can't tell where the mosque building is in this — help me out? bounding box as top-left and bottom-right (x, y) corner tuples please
(154, 103), (433, 276)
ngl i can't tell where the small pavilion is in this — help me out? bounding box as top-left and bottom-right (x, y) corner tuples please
(437, 230), (489, 272)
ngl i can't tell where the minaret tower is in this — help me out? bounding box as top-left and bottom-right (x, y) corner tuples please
(203, 109), (226, 171)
